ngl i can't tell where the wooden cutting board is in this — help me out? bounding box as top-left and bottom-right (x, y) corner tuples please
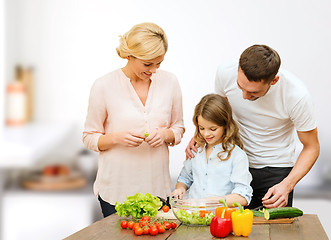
(253, 216), (295, 224)
(21, 171), (87, 191)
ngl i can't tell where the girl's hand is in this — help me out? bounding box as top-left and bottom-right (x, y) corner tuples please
(113, 131), (145, 147)
(145, 128), (168, 147)
(171, 188), (186, 199)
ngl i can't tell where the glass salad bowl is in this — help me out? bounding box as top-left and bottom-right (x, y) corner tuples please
(170, 197), (224, 226)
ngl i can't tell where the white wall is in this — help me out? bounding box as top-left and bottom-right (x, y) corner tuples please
(4, 0), (331, 184)
(0, 0), (5, 134)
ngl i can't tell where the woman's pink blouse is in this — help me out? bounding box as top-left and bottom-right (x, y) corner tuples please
(83, 69), (185, 204)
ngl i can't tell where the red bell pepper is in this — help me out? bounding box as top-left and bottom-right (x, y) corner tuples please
(210, 209), (232, 238)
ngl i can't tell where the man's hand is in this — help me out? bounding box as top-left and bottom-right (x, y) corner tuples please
(262, 181), (291, 208)
(185, 137), (199, 159)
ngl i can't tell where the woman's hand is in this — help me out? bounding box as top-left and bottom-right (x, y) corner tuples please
(145, 128), (171, 147)
(98, 131), (145, 150)
(114, 131), (145, 147)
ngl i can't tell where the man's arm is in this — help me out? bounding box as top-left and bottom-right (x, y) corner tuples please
(262, 128), (320, 208)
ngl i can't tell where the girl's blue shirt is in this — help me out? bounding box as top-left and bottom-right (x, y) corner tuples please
(177, 143), (253, 204)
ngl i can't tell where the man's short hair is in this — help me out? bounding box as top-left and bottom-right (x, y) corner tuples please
(239, 44), (281, 83)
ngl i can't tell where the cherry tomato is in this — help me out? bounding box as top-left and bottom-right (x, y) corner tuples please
(149, 226), (158, 236)
(140, 220), (149, 226)
(133, 222), (141, 231)
(164, 221), (172, 230)
(141, 216), (150, 222)
(171, 222), (177, 229)
(143, 227), (150, 235)
(199, 210), (206, 218)
(120, 220), (128, 229)
(162, 205), (170, 213)
(127, 220), (135, 229)
(157, 224), (165, 234)
(134, 227), (143, 236)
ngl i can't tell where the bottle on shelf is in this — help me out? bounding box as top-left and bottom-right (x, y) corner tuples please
(6, 66), (26, 126)
(5, 65), (35, 126)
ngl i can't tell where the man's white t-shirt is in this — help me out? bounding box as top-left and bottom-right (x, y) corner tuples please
(215, 62), (317, 168)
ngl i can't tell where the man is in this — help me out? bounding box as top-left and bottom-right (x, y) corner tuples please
(186, 44), (320, 209)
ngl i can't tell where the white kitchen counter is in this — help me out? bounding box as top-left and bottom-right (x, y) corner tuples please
(0, 123), (75, 167)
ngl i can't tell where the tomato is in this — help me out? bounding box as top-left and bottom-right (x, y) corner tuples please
(157, 224), (165, 234)
(133, 222), (141, 231)
(127, 220), (135, 229)
(140, 220), (149, 226)
(143, 227), (150, 235)
(199, 210), (206, 218)
(162, 205), (170, 213)
(42, 166), (57, 176)
(163, 221), (171, 230)
(149, 226), (158, 236)
(141, 216), (150, 222)
(134, 227), (143, 236)
(171, 222), (177, 229)
(120, 220), (128, 229)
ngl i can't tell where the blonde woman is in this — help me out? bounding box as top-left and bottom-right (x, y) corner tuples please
(172, 94), (252, 207)
(83, 23), (185, 217)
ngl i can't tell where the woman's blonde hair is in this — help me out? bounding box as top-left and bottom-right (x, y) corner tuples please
(193, 94), (243, 161)
(116, 22), (168, 60)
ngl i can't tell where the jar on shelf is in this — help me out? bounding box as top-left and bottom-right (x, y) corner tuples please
(6, 81), (26, 126)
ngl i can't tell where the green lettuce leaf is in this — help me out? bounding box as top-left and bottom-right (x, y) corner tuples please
(115, 193), (162, 218)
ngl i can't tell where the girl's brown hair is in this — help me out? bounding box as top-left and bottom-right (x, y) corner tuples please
(193, 94), (243, 161)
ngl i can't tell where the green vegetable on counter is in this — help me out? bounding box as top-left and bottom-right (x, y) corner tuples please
(252, 210), (265, 217)
(115, 193), (162, 218)
(144, 133), (149, 137)
(264, 207), (303, 220)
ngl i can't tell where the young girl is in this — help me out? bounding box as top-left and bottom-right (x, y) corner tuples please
(172, 94), (252, 206)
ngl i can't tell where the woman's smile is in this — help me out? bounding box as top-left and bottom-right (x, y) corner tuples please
(144, 72), (152, 77)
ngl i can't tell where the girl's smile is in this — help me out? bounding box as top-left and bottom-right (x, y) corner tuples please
(197, 116), (224, 148)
